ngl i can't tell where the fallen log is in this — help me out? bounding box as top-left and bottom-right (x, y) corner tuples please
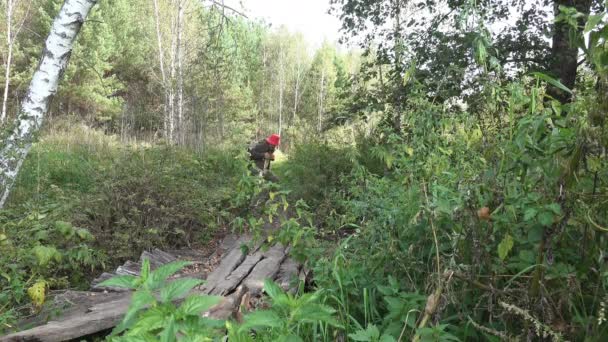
(1, 239), (301, 341)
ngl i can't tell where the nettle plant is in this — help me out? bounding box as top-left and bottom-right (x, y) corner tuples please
(226, 279), (343, 342)
(102, 262), (344, 341)
(99, 260), (224, 341)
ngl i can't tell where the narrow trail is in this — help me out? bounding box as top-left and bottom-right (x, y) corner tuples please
(1, 194), (305, 342)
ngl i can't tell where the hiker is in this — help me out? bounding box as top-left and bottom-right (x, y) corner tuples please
(248, 133), (280, 182)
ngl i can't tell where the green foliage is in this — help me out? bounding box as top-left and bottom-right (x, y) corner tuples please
(100, 260), (223, 340)
(1, 124), (257, 330)
(9, 125), (251, 261)
(274, 142), (356, 205)
(227, 279), (342, 341)
(0, 205), (104, 332)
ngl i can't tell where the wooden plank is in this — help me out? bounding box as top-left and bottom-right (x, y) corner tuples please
(243, 244), (288, 294)
(0, 293), (132, 342)
(203, 286), (248, 320)
(1, 236), (299, 341)
(207, 251), (264, 295)
(201, 235), (250, 294)
(116, 260), (141, 276)
(275, 258), (301, 293)
(139, 249), (176, 269)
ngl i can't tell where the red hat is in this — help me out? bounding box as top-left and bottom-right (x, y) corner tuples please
(266, 134), (280, 146)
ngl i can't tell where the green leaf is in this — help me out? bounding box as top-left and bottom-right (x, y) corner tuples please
(380, 334), (397, 342)
(140, 259), (150, 283)
(32, 245), (61, 266)
(528, 226), (544, 243)
(531, 72), (573, 94)
(263, 279), (285, 301)
(146, 261), (191, 289)
(128, 307), (165, 335)
(113, 290), (156, 335)
(160, 316), (176, 342)
(546, 203), (562, 215)
(585, 13), (605, 33)
(498, 234), (514, 261)
(159, 278), (202, 302)
(291, 303), (342, 328)
(98, 275), (139, 289)
(538, 211), (554, 226)
(177, 295), (222, 316)
(523, 208), (537, 221)
(277, 335), (304, 342)
(55, 221), (74, 237)
(349, 324), (380, 341)
(239, 310), (282, 332)
(76, 228), (94, 241)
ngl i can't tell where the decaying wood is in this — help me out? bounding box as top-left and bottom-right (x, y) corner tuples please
(201, 235), (251, 293)
(203, 285), (249, 320)
(1, 293), (132, 342)
(2, 234), (302, 341)
(276, 258), (301, 293)
(243, 244), (288, 294)
(140, 248), (177, 269)
(207, 250), (264, 295)
(116, 260), (141, 276)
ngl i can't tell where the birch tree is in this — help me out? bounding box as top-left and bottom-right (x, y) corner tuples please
(1, 0), (30, 123)
(0, 0), (97, 208)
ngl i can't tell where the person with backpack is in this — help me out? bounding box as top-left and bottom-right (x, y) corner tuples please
(248, 133), (280, 182)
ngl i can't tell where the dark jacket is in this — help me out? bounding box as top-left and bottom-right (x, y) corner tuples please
(248, 139), (276, 170)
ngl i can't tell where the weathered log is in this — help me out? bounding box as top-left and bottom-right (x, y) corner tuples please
(243, 244), (288, 294)
(0, 293), (132, 342)
(201, 235), (250, 294)
(115, 260), (141, 276)
(139, 248), (177, 269)
(1, 235), (300, 341)
(203, 285), (248, 320)
(275, 258), (301, 293)
(207, 251), (264, 295)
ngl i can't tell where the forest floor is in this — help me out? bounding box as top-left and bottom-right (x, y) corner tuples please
(1, 189), (301, 342)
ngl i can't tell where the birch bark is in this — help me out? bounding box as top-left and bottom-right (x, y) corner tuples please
(1, 0), (27, 123)
(176, 0), (184, 144)
(317, 69), (325, 133)
(0, 0), (97, 208)
(1, 0), (15, 123)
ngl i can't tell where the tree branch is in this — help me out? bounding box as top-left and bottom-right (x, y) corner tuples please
(206, 0), (247, 18)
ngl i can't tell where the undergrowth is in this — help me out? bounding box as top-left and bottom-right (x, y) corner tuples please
(0, 123), (255, 331)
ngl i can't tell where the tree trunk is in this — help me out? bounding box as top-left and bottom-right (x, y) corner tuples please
(0, 0), (97, 208)
(547, 0), (592, 103)
(1, 0), (15, 123)
(176, 0), (184, 145)
(152, 0), (171, 140)
(317, 69), (325, 133)
(278, 46), (284, 137)
(168, 0), (177, 144)
(292, 63), (300, 125)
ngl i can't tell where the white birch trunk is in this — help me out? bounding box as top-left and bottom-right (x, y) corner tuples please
(1, 0), (15, 122)
(278, 48), (284, 137)
(152, 0), (170, 140)
(292, 57), (303, 125)
(167, 0), (177, 144)
(317, 69), (325, 133)
(176, 0), (184, 145)
(0, 0), (97, 208)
